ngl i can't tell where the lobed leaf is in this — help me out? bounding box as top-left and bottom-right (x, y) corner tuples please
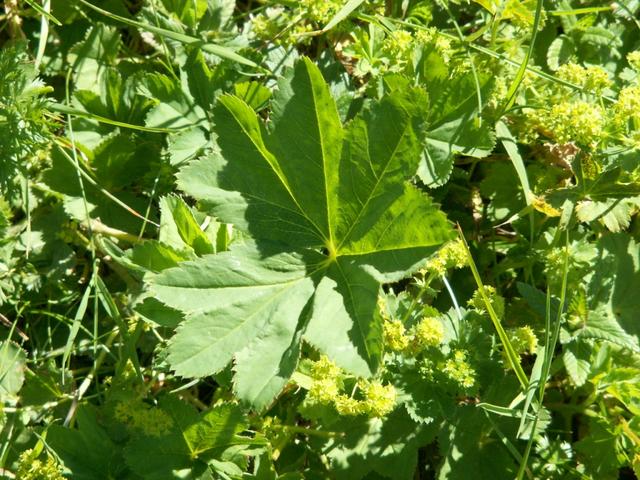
(153, 58), (454, 409)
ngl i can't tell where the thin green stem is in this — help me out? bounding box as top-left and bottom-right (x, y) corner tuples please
(457, 226), (529, 390)
(500, 0), (544, 115)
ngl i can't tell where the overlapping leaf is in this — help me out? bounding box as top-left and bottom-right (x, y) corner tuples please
(418, 70), (495, 187)
(151, 58), (453, 409)
(588, 233), (640, 344)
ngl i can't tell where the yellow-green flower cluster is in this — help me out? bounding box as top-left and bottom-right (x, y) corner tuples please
(114, 399), (174, 437)
(415, 28), (454, 64)
(443, 349), (476, 389)
(308, 378), (341, 404)
(334, 395), (363, 416)
(16, 449), (64, 480)
(358, 380), (397, 417)
(57, 220), (77, 243)
(423, 239), (468, 276)
(508, 326), (538, 355)
(250, 8), (314, 47)
(547, 101), (605, 146)
(381, 30), (415, 72)
(307, 355), (342, 404)
(557, 63), (611, 93)
(310, 354), (342, 379)
(306, 356), (396, 417)
(299, 0), (342, 23)
(260, 415), (281, 438)
(411, 316), (445, 349)
(250, 9), (284, 41)
(487, 75), (509, 110)
(383, 318), (410, 352)
(544, 245), (576, 286)
(383, 30), (414, 58)
(383, 314), (445, 354)
(468, 285), (505, 319)
(628, 51), (640, 72)
(418, 357), (436, 379)
(615, 85), (640, 123)
(415, 29), (435, 44)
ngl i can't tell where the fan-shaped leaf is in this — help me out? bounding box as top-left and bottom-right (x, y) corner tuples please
(152, 58), (453, 409)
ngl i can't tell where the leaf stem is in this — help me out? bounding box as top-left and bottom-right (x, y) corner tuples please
(457, 225), (529, 390)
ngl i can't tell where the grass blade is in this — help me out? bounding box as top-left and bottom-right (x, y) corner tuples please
(34, 0), (51, 69)
(77, 0), (260, 69)
(551, 6), (611, 15)
(496, 121), (533, 205)
(323, 0), (365, 32)
(22, 0), (61, 25)
(48, 102), (182, 134)
(496, 120), (535, 242)
(62, 282), (92, 380)
(457, 226), (529, 390)
(500, 0), (544, 114)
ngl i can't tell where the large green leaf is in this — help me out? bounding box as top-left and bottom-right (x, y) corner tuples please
(71, 24), (121, 93)
(125, 397), (262, 479)
(151, 58), (453, 409)
(322, 409), (437, 480)
(563, 339), (592, 387)
(588, 233), (640, 344)
(48, 406), (125, 480)
(0, 340), (26, 401)
(437, 406), (518, 479)
(418, 72), (495, 188)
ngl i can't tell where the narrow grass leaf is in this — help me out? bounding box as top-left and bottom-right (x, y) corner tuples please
(77, 0), (259, 68)
(323, 0), (365, 32)
(62, 283), (93, 380)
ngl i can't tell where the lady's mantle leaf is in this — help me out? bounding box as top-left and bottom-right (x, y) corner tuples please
(0, 340), (26, 401)
(418, 71), (495, 188)
(588, 233), (640, 344)
(152, 242), (318, 411)
(152, 58), (453, 409)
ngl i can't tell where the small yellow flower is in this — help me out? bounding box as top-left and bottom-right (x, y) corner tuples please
(384, 318), (410, 352)
(627, 51), (640, 71)
(468, 285), (505, 319)
(424, 239), (468, 276)
(412, 316), (444, 349)
(509, 326), (538, 355)
(16, 449), (64, 480)
(615, 86), (640, 122)
(300, 0), (342, 23)
(334, 395), (365, 416)
(310, 355), (341, 380)
(308, 378), (341, 404)
(557, 63), (610, 93)
(547, 101), (605, 146)
(359, 380), (397, 417)
(416, 28), (436, 45)
(443, 350), (476, 389)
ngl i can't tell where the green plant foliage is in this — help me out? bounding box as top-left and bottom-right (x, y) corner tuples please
(123, 397), (268, 479)
(4, 0), (640, 478)
(0, 341), (26, 401)
(588, 233), (640, 341)
(0, 43), (51, 189)
(47, 407), (125, 480)
(151, 58), (453, 408)
(419, 70), (496, 187)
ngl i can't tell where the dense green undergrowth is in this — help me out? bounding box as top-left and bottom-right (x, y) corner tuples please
(1, 0), (640, 478)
